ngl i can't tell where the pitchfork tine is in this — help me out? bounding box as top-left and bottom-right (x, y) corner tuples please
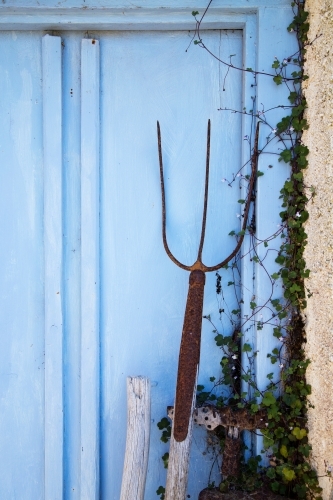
(157, 121), (191, 271)
(197, 119), (211, 262)
(157, 120), (259, 272)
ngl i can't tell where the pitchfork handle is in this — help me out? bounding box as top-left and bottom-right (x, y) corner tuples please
(174, 269), (205, 442)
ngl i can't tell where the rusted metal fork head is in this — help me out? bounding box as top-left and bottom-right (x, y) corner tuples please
(157, 120), (259, 442)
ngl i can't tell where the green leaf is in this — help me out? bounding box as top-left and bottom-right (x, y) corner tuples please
(156, 485), (166, 499)
(266, 467), (276, 479)
(197, 384), (205, 392)
(275, 255), (285, 265)
(282, 468), (296, 482)
(279, 149), (292, 163)
(280, 445), (288, 458)
(162, 452), (169, 469)
(292, 427), (307, 440)
(238, 199), (245, 204)
(273, 75), (283, 85)
(288, 91), (298, 103)
(262, 391), (276, 406)
(157, 417), (170, 430)
(192, 10), (199, 16)
(242, 343), (252, 352)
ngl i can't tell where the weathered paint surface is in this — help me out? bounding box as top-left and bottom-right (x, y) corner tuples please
(0, 31), (45, 500)
(303, 1), (333, 498)
(0, 3), (295, 499)
(98, 29), (243, 499)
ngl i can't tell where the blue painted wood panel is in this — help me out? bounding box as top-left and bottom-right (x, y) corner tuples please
(0, 31), (44, 500)
(0, 4), (296, 498)
(98, 30), (242, 499)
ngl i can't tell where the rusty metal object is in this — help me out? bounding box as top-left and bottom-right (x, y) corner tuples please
(157, 121), (259, 442)
(168, 405), (267, 432)
(223, 428), (242, 478)
(174, 270), (205, 441)
(168, 404), (268, 477)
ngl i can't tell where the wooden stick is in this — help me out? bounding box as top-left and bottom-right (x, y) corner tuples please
(120, 376), (151, 500)
(165, 372), (197, 500)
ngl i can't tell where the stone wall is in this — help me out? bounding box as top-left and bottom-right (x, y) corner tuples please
(303, 1), (333, 498)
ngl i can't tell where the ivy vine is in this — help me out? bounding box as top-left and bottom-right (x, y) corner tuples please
(157, 2), (327, 499)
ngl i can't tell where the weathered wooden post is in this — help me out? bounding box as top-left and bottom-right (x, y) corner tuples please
(120, 376), (151, 500)
(165, 379), (197, 500)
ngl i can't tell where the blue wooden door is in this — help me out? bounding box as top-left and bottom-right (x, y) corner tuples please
(0, 2), (295, 499)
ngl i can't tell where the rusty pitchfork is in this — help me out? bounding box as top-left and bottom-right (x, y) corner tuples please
(157, 120), (259, 442)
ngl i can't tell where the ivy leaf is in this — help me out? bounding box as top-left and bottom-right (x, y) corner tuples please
(162, 452), (169, 469)
(192, 10), (199, 16)
(288, 91), (298, 103)
(242, 343), (252, 352)
(279, 149), (292, 163)
(292, 427), (307, 440)
(275, 255), (285, 265)
(273, 75), (283, 85)
(280, 445), (288, 458)
(157, 417), (170, 430)
(156, 485), (166, 499)
(267, 467), (276, 479)
(262, 391), (276, 406)
(282, 468), (296, 482)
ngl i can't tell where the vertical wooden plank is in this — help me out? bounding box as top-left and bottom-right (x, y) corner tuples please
(62, 33), (82, 500)
(81, 37), (100, 500)
(42, 33), (64, 500)
(120, 376), (151, 500)
(241, 14), (258, 460)
(255, 6), (297, 459)
(0, 31), (44, 500)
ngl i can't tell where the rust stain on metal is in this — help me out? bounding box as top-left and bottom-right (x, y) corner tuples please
(173, 270), (205, 441)
(222, 428), (242, 478)
(157, 120), (259, 442)
(168, 403), (268, 475)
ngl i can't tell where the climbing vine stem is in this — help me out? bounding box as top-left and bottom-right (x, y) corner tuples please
(157, 1), (326, 499)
